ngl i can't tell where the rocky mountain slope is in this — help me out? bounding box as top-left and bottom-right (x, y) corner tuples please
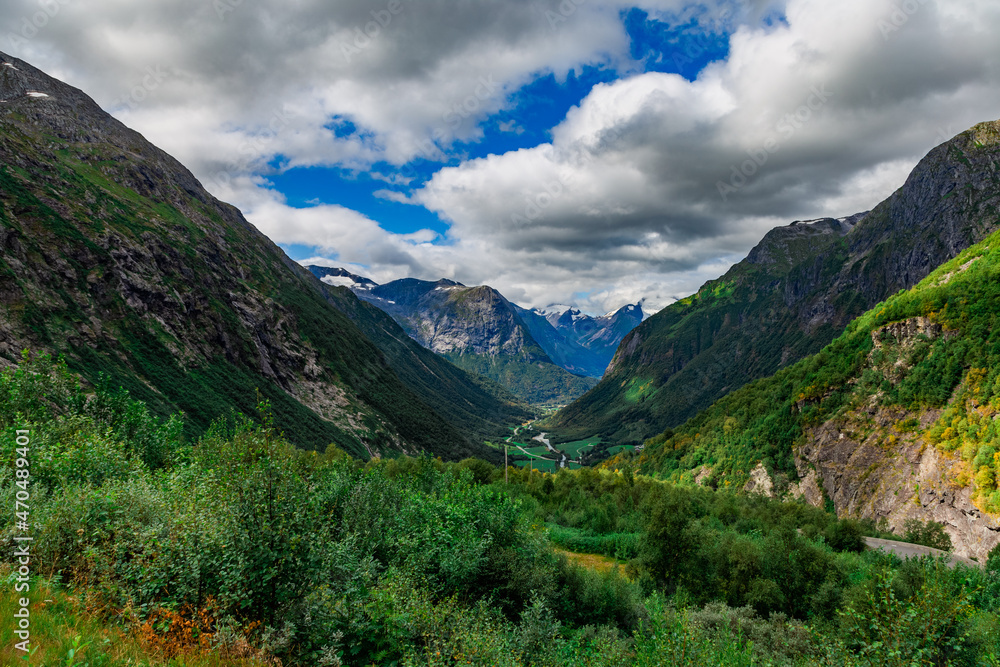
(308, 277), (533, 445)
(306, 269), (599, 406)
(0, 51), (512, 461)
(555, 120), (1000, 447)
(608, 120), (1000, 559)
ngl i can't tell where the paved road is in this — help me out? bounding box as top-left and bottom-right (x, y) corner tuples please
(864, 537), (981, 569)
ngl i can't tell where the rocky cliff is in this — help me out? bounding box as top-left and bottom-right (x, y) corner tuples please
(614, 136), (1000, 558)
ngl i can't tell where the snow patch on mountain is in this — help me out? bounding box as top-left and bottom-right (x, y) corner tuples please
(321, 275), (358, 288)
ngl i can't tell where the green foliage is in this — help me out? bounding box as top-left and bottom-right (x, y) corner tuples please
(1, 132), (509, 463)
(824, 562), (975, 666)
(7, 356), (1000, 665)
(622, 226), (1000, 512)
(903, 519), (954, 552)
(443, 351), (598, 408)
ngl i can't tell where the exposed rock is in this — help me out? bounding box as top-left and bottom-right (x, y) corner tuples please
(558, 119), (1000, 447)
(0, 50), (504, 462)
(871, 316), (945, 353)
(744, 462), (775, 498)
(695, 466), (713, 486)
(332, 275), (598, 405)
(795, 407), (1000, 561)
(788, 469), (824, 507)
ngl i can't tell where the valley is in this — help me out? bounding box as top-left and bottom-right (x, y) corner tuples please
(5, 36), (1000, 667)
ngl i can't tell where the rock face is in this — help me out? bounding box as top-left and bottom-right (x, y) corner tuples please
(744, 463), (775, 498)
(0, 51), (508, 461)
(793, 407), (1000, 561)
(557, 122), (1000, 446)
(525, 304), (645, 378)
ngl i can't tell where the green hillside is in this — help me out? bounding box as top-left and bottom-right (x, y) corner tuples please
(615, 146), (1000, 515)
(312, 279), (534, 444)
(443, 351), (598, 408)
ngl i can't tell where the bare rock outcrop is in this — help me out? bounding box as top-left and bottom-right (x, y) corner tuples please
(794, 407), (1000, 561)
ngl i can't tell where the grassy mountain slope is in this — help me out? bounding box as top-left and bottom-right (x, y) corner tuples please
(0, 51), (495, 461)
(555, 119), (1000, 447)
(607, 121), (1000, 556)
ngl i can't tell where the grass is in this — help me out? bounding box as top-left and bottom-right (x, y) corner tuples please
(0, 569), (270, 667)
(559, 437), (602, 459)
(551, 548), (623, 576)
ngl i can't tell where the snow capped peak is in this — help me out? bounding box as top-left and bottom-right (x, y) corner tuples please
(320, 275), (358, 288)
(534, 304), (572, 317)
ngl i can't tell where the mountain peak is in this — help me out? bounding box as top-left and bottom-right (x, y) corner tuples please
(307, 265), (378, 290)
(744, 215), (862, 270)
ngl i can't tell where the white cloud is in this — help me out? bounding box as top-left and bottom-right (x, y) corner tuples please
(401, 0), (1000, 310)
(3, 0), (1000, 314)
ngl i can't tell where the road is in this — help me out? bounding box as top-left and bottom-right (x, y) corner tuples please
(864, 537), (981, 569)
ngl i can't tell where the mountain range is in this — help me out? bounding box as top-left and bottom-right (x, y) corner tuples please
(307, 265), (643, 406)
(596, 119), (1000, 559)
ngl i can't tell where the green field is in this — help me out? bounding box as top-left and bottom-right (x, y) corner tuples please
(559, 437), (602, 460)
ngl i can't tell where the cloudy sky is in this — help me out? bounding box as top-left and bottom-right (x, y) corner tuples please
(4, 0), (1000, 314)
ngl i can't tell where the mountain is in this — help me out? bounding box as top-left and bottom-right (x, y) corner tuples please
(513, 303), (645, 378)
(553, 121), (1000, 447)
(0, 51), (517, 461)
(307, 279), (533, 445)
(609, 123), (1000, 558)
(310, 265), (378, 290)
(511, 306), (607, 378)
(550, 304), (645, 371)
(307, 269), (600, 406)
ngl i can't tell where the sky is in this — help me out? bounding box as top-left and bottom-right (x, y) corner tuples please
(3, 0), (1000, 315)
